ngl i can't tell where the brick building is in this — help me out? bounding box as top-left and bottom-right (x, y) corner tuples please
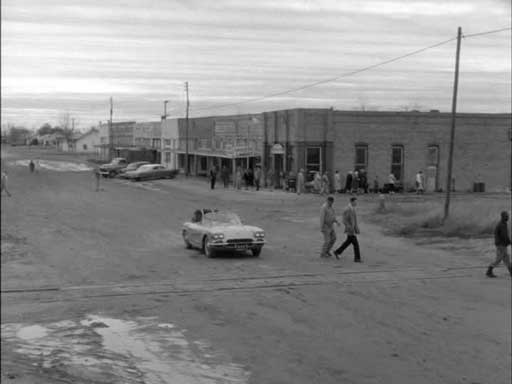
(171, 109), (511, 192)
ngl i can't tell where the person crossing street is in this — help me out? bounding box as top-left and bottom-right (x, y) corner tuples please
(334, 196), (362, 262)
(319, 195), (340, 258)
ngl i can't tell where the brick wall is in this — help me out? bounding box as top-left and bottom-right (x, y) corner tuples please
(332, 111), (511, 192)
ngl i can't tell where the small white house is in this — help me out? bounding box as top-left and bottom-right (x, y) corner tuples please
(75, 128), (100, 153)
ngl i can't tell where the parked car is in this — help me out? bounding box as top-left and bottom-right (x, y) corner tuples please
(99, 158), (128, 178)
(117, 161), (150, 176)
(122, 164), (179, 181)
(182, 209), (265, 257)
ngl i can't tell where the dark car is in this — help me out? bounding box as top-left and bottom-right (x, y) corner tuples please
(123, 164), (179, 181)
(117, 161), (150, 177)
(99, 158), (128, 178)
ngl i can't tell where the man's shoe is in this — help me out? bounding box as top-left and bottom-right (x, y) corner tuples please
(486, 267), (497, 278)
(334, 251), (340, 260)
(354, 259), (362, 263)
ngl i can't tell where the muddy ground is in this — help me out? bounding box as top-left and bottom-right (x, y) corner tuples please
(1, 146), (511, 384)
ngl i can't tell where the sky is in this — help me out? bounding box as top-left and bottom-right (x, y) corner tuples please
(1, 0), (511, 130)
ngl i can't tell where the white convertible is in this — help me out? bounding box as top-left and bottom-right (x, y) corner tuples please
(182, 209), (266, 257)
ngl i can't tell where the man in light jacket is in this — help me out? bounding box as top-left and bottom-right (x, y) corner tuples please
(334, 196), (361, 262)
(320, 196), (340, 258)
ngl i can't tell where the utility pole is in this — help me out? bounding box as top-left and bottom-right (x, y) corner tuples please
(109, 97), (114, 160)
(163, 100), (169, 120)
(185, 82), (190, 177)
(443, 27), (462, 222)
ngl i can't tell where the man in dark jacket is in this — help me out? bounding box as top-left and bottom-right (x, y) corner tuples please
(486, 211), (512, 278)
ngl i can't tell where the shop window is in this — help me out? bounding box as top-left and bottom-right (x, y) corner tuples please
(164, 139), (171, 147)
(391, 145), (404, 181)
(354, 144), (368, 171)
(165, 152), (171, 163)
(306, 147), (321, 176)
(427, 145), (439, 166)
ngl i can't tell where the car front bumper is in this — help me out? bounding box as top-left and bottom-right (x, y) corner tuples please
(209, 240), (265, 250)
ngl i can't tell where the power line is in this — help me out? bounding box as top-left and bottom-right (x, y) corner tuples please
(190, 27), (511, 115)
(463, 27), (511, 39)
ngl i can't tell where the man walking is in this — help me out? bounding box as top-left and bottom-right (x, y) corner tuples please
(334, 170), (342, 193)
(320, 196), (340, 258)
(221, 165), (230, 188)
(1, 171), (11, 196)
(334, 196), (361, 262)
(415, 170), (425, 194)
(486, 211), (512, 278)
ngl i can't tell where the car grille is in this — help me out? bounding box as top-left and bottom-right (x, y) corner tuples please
(227, 239), (253, 244)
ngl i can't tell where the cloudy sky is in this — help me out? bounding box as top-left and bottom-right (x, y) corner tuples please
(1, 0), (510, 130)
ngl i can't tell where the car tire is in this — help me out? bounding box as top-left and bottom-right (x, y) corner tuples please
(182, 230), (192, 249)
(252, 247), (262, 257)
(109, 171), (115, 178)
(135, 177), (141, 182)
(203, 237), (215, 258)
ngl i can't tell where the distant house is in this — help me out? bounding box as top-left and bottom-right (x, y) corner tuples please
(74, 129), (100, 153)
(56, 132), (81, 152)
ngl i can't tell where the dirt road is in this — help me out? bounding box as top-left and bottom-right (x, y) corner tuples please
(1, 146), (510, 384)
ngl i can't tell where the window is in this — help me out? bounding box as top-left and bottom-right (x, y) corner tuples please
(164, 139), (171, 147)
(305, 147), (321, 175)
(354, 144), (368, 171)
(165, 152), (171, 163)
(83, 144), (88, 150)
(391, 145), (404, 181)
(427, 145), (439, 166)
(152, 138), (161, 148)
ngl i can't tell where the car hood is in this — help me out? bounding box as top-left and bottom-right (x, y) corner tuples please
(208, 225), (263, 238)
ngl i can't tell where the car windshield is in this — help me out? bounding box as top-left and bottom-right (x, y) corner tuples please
(202, 212), (241, 226)
(138, 165), (154, 171)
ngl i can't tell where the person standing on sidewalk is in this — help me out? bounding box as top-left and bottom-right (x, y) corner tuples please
(209, 165), (218, 190)
(254, 166), (262, 191)
(266, 168), (274, 191)
(334, 170), (342, 194)
(297, 168), (305, 195)
(320, 195), (340, 258)
(235, 166), (242, 190)
(221, 165), (230, 188)
(1, 171), (12, 196)
(334, 196), (361, 262)
(486, 211), (512, 278)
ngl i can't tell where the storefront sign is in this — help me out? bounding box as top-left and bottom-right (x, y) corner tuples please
(270, 143), (285, 155)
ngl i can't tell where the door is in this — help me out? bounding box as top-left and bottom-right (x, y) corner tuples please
(426, 146), (439, 192)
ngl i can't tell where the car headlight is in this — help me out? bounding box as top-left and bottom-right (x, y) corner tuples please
(255, 231), (265, 238)
(212, 233), (224, 240)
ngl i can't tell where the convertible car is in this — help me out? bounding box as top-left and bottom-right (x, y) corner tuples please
(122, 164), (179, 181)
(182, 209), (265, 257)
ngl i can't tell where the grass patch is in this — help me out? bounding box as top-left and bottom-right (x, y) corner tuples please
(368, 196), (510, 238)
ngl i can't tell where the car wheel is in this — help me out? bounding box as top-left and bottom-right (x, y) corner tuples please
(109, 171), (115, 178)
(203, 237), (215, 258)
(135, 177), (141, 182)
(182, 230), (192, 249)
(252, 247), (262, 257)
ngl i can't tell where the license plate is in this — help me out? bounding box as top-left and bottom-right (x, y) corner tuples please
(234, 244), (248, 249)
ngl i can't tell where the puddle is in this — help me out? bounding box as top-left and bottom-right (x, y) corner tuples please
(1, 315), (249, 384)
(10, 160), (92, 172)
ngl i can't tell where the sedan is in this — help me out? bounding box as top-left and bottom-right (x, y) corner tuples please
(122, 164), (179, 181)
(182, 209), (265, 257)
(117, 161), (150, 176)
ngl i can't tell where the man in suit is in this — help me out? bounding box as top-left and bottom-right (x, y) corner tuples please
(320, 195), (340, 258)
(334, 196), (361, 262)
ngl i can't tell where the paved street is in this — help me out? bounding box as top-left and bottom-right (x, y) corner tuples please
(1, 147), (511, 384)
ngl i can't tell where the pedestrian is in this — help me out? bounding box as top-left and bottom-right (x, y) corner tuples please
(1, 171), (12, 197)
(243, 168), (250, 190)
(297, 168), (305, 195)
(373, 176), (380, 193)
(266, 168), (274, 191)
(334, 196), (362, 262)
(94, 167), (101, 192)
(313, 171), (322, 193)
(34, 159), (40, 173)
(320, 195), (340, 258)
(415, 170), (425, 194)
(209, 165), (218, 190)
(279, 171), (286, 190)
(254, 166), (262, 191)
(388, 173), (397, 194)
(359, 168), (368, 193)
(334, 170), (342, 193)
(320, 172), (330, 195)
(344, 171), (353, 193)
(29, 160), (35, 173)
(221, 165), (230, 188)
(235, 166), (242, 190)
(486, 211), (512, 278)
(351, 170), (359, 194)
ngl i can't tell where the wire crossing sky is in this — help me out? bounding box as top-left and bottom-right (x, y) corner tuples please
(1, 0), (511, 129)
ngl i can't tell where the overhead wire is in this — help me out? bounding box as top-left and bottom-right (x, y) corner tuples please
(189, 27), (511, 116)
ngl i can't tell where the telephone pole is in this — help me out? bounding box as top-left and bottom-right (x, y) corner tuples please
(443, 27), (462, 222)
(163, 100), (169, 120)
(185, 82), (190, 177)
(109, 97), (114, 160)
